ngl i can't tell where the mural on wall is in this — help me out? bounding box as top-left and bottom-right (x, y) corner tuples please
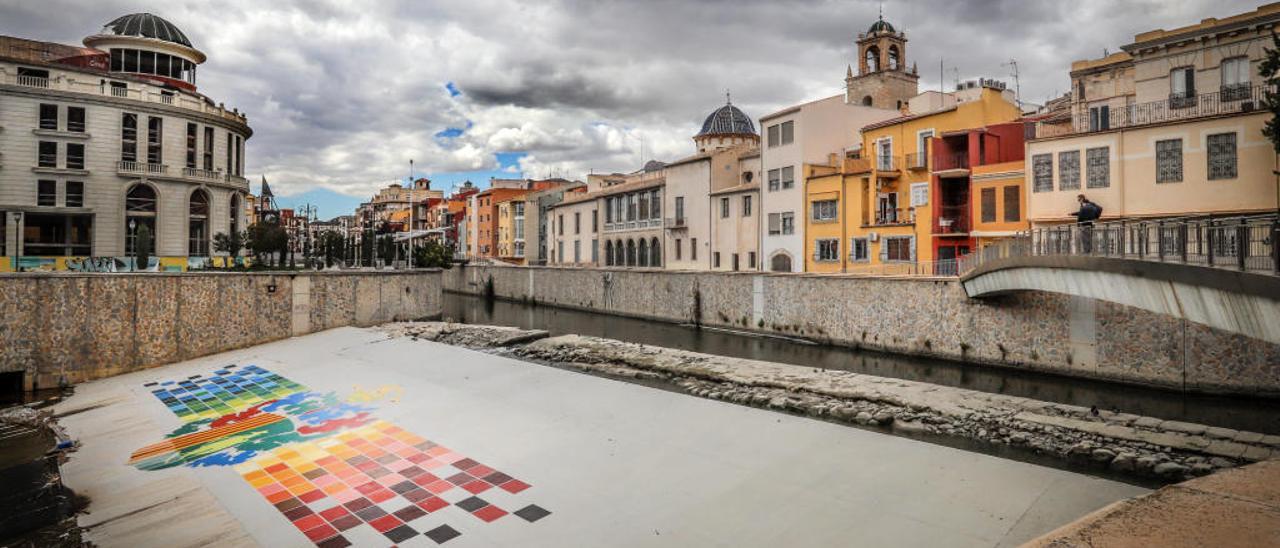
(131, 365), (550, 546)
(2, 256), (247, 273)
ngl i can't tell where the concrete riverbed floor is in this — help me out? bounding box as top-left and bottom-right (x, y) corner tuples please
(52, 326), (1146, 547)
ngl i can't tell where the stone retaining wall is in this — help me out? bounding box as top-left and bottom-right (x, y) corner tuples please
(0, 270), (444, 389)
(443, 264), (1280, 396)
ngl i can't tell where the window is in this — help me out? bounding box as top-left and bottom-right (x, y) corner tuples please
(675, 239), (682, 260)
(125, 184), (157, 255)
(768, 212), (781, 235)
(814, 239), (839, 262)
(1003, 186), (1020, 223)
(691, 238), (697, 261)
(770, 253), (792, 272)
(121, 113), (138, 162)
(981, 187), (996, 223)
(234, 135), (242, 176)
(37, 180), (57, 206)
(811, 199), (838, 221)
(230, 193), (241, 235)
(67, 106), (85, 133)
(650, 237), (660, 267)
(574, 212), (581, 234)
(38, 141), (57, 167)
(781, 121), (794, 145)
(66, 181), (84, 208)
(66, 143), (84, 169)
(39, 104), (58, 130)
(721, 197), (730, 218)
(675, 196), (685, 221)
(1058, 151), (1081, 190)
(781, 166), (795, 189)
(558, 214), (564, 235)
(1086, 147), (1110, 188)
(1207, 133), (1238, 180)
(226, 130), (233, 173)
(909, 182), (928, 207)
(1170, 67), (1196, 107)
(1032, 154), (1053, 192)
(558, 241), (564, 262)
(884, 236), (913, 262)
(23, 213), (92, 256)
(713, 252), (721, 268)
(650, 190), (661, 218)
(627, 194), (636, 221)
(186, 123), (197, 168)
(742, 195), (752, 216)
(767, 124), (780, 147)
(203, 127), (214, 170)
(189, 190), (210, 256)
(147, 116), (163, 164)
(1221, 57), (1250, 100)
(1156, 139), (1183, 183)
(767, 169), (780, 191)
(574, 240), (581, 263)
(591, 239), (598, 263)
(638, 192), (649, 219)
(850, 238), (869, 262)
(592, 210), (598, 232)
(781, 212), (795, 235)
(748, 251), (756, 269)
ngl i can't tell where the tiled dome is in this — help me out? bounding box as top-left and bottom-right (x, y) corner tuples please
(697, 103), (756, 137)
(101, 13), (193, 48)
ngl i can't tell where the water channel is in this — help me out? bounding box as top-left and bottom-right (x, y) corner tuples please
(443, 292), (1280, 435)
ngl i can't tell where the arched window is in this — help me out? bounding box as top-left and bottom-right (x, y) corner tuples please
(125, 184), (157, 255)
(865, 47), (880, 73)
(189, 189), (210, 256)
(650, 237), (661, 267)
(888, 46), (900, 70)
(770, 252), (792, 272)
(605, 240), (614, 266)
(626, 239), (636, 266)
(638, 239), (649, 267)
(862, 96), (873, 106)
(229, 193), (241, 236)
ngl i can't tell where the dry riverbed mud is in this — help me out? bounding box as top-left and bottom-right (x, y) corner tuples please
(387, 322), (1280, 483)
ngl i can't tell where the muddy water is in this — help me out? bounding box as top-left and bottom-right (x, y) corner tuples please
(444, 292), (1280, 434)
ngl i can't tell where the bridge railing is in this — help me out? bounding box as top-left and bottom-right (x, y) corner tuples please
(958, 213), (1280, 276)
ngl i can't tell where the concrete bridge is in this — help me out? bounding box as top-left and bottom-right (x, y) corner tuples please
(960, 214), (1280, 345)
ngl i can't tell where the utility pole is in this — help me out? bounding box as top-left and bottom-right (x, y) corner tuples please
(408, 159), (415, 269)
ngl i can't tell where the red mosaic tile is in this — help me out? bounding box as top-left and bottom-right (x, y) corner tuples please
(473, 505), (508, 523)
(462, 480), (492, 494)
(265, 463), (289, 474)
(425, 480), (454, 494)
(468, 465), (495, 478)
(501, 479), (531, 494)
(319, 506), (349, 522)
(330, 515), (362, 531)
(266, 490), (293, 504)
(367, 489), (395, 504)
(354, 482), (381, 495)
(298, 490), (326, 503)
(416, 496), (449, 513)
(367, 514), (403, 533)
(304, 523), (339, 542)
(292, 514), (325, 531)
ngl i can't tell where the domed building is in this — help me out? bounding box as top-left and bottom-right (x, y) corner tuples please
(0, 13), (251, 270)
(693, 98), (759, 153)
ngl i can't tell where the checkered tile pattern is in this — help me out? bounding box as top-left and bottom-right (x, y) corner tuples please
(235, 420), (549, 545)
(143, 365), (306, 422)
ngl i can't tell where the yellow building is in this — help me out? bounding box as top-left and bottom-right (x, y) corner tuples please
(1025, 4), (1280, 225)
(494, 196), (528, 264)
(804, 83), (1023, 273)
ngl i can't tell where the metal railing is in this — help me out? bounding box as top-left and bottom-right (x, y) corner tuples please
(665, 216), (687, 228)
(844, 259), (960, 277)
(959, 213), (1280, 276)
(935, 205), (969, 234)
(933, 152), (970, 172)
(873, 207), (914, 226)
(2, 66), (249, 125)
(905, 152), (927, 170)
(1028, 84), (1274, 139)
(876, 155), (900, 171)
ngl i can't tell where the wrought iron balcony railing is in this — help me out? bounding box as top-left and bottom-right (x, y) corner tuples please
(905, 152), (927, 170)
(933, 152), (970, 172)
(1028, 84), (1274, 140)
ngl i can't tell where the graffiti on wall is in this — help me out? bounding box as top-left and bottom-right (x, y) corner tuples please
(1, 256), (249, 273)
(131, 365), (550, 546)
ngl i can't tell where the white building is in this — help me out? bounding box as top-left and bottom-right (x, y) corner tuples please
(0, 13), (252, 265)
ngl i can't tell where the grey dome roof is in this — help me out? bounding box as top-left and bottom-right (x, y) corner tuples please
(868, 18), (895, 34)
(101, 13), (192, 48)
(697, 103), (756, 137)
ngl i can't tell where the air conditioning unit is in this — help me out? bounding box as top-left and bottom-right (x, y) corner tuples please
(868, 232), (879, 242)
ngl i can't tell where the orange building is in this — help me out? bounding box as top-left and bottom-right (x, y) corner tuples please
(472, 188), (529, 258)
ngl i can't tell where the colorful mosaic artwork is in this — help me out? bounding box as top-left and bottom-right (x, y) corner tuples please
(131, 365), (550, 546)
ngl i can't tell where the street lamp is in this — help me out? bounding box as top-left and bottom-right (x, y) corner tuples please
(128, 218), (136, 272)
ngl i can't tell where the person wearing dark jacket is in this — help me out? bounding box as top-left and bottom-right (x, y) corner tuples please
(1069, 195), (1102, 252)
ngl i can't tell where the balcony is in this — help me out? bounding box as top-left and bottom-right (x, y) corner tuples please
(16, 74), (49, 88)
(118, 161), (168, 176)
(875, 155), (900, 173)
(1028, 84), (1273, 139)
(843, 157), (872, 174)
(872, 207), (914, 226)
(932, 152), (970, 177)
(905, 152), (928, 170)
(1, 67), (250, 127)
(934, 205), (970, 235)
(182, 167), (222, 181)
(665, 216), (687, 229)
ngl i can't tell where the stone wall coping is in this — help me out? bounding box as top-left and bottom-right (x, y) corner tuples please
(461, 263), (956, 283)
(0, 269), (443, 280)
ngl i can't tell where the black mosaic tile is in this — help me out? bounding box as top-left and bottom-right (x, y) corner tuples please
(384, 524), (419, 543)
(424, 524), (461, 544)
(455, 496), (488, 512)
(514, 504), (552, 523)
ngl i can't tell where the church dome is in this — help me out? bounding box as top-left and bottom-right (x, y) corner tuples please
(100, 13), (193, 48)
(697, 103), (756, 137)
(868, 18), (896, 34)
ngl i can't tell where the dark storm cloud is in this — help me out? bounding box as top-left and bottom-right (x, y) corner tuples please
(0, 0), (1262, 198)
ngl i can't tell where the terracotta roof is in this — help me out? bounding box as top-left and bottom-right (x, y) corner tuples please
(861, 106), (957, 132)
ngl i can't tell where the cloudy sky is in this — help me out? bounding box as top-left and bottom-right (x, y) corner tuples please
(0, 0), (1263, 217)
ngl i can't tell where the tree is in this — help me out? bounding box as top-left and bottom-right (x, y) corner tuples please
(246, 223), (288, 268)
(134, 224), (152, 271)
(377, 234), (396, 266)
(212, 230), (246, 262)
(413, 240), (454, 269)
(1261, 31), (1280, 153)
(316, 230), (344, 268)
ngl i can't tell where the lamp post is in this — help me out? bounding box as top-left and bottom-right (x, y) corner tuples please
(128, 218), (136, 272)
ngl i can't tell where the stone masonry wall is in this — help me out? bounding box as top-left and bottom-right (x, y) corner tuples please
(0, 270), (443, 389)
(443, 265), (1280, 396)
